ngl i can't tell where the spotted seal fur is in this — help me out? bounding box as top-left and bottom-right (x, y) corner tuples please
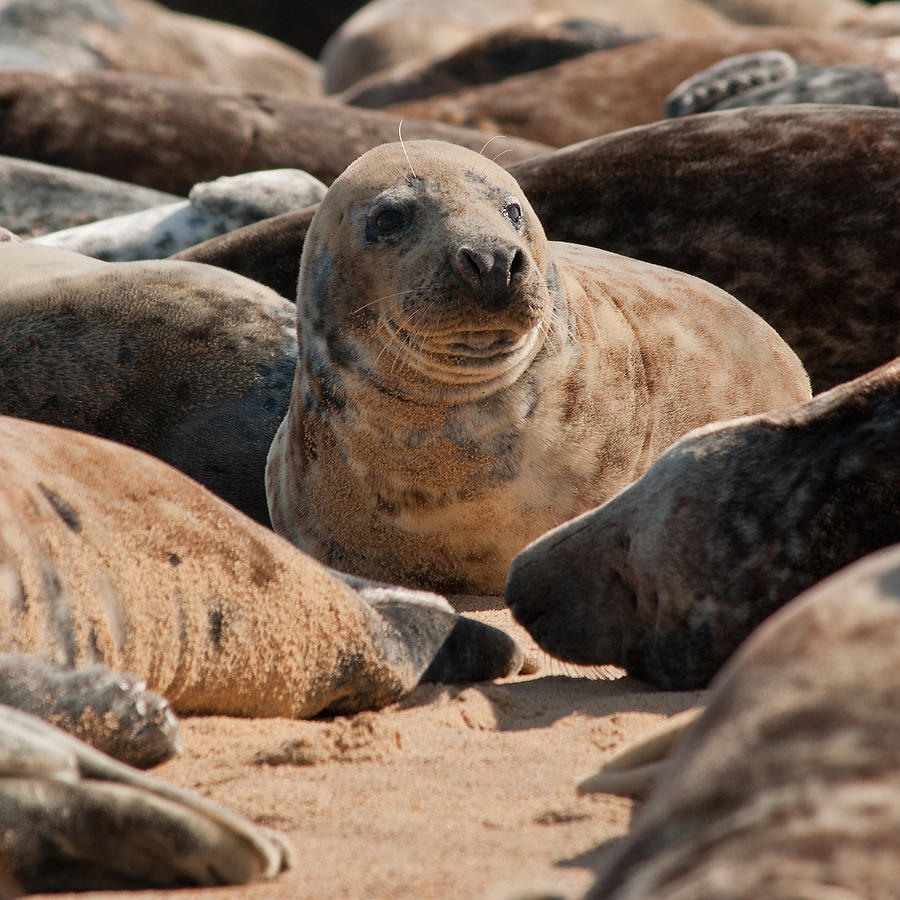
(266, 139), (811, 594)
(0, 413), (522, 727)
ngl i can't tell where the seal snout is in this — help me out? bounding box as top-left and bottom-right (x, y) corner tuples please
(454, 240), (528, 309)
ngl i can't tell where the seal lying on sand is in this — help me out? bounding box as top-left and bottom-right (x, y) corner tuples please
(507, 359), (900, 689)
(0, 705), (291, 891)
(583, 542), (900, 898)
(30, 168), (326, 261)
(0, 243), (298, 525)
(266, 140), (811, 594)
(0, 413), (522, 737)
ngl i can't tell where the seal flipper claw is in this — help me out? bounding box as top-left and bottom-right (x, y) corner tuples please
(664, 50), (798, 117)
(0, 653), (180, 769)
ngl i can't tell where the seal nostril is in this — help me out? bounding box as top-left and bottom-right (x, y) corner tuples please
(457, 246), (486, 287)
(508, 248), (526, 286)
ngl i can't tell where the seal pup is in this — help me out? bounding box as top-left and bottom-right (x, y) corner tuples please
(0, 70), (549, 194)
(584, 542), (900, 899)
(266, 139), (810, 594)
(507, 358), (900, 689)
(0, 704), (291, 890)
(0, 242), (298, 525)
(30, 169), (326, 261)
(0, 154), (177, 238)
(665, 50), (900, 116)
(0, 413), (523, 727)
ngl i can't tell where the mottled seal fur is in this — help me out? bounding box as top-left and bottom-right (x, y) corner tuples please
(31, 169), (326, 261)
(0, 154), (177, 238)
(0, 704), (291, 891)
(266, 140), (810, 594)
(666, 50), (900, 116)
(507, 358), (900, 689)
(0, 243), (297, 525)
(0, 413), (522, 729)
(0, 70), (549, 194)
(586, 542), (900, 899)
(171, 107), (900, 393)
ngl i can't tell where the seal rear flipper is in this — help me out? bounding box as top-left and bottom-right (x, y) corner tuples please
(0, 705), (292, 891)
(0, 653), (180, 769)
(371, 598), (525, 686)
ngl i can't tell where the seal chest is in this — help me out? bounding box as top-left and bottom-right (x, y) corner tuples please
(266, 139), (811, 593)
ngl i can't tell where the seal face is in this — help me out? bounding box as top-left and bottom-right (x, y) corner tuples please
(267, 139), (811, 593)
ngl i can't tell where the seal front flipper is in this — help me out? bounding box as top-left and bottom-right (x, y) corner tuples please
(664, 50), (798, 117)
(0, 704), (291, 892)
(0, 653), (179, 769)
(577, 707), (703, 800)
(321, 580), (524, 716)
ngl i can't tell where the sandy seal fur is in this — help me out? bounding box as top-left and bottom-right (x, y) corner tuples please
(266, 140), (811, 594)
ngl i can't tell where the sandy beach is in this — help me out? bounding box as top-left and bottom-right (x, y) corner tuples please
(40, 600), (702, 900)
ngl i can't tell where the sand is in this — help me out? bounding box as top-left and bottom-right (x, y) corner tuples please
(40, 599), (704, 900)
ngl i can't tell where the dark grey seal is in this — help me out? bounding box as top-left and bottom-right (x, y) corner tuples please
(507, 358), (900, 689)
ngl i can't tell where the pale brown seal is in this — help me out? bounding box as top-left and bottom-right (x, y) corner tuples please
(386, 27), (894, 146)
(584, 542), (900, 898)
(320, 0), (733, 93)
(507, 358), (900, 689)
(266, 139), (811, 594)
(0, 0), (322, 97)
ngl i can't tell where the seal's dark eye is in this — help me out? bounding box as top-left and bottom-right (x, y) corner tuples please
(375, 208), (406, 234)
(504, 202), (523, 227)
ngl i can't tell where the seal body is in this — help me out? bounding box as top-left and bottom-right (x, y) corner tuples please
(507, 358), (900, 688)
(587, 542), (900, 899)
(266, 140), (811, 593)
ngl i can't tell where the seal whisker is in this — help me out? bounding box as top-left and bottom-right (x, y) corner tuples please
(398, 120), (417, 180)
(351, 289), (417, 316)
(478, 135), (503, 156)
(491, 148), (514, 163)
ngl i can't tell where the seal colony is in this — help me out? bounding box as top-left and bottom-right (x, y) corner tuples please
(266, 139), (811, 593)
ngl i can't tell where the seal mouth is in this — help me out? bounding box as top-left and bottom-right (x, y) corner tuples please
(379, 322), (543, 386)
(436, 329), (528, 358)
